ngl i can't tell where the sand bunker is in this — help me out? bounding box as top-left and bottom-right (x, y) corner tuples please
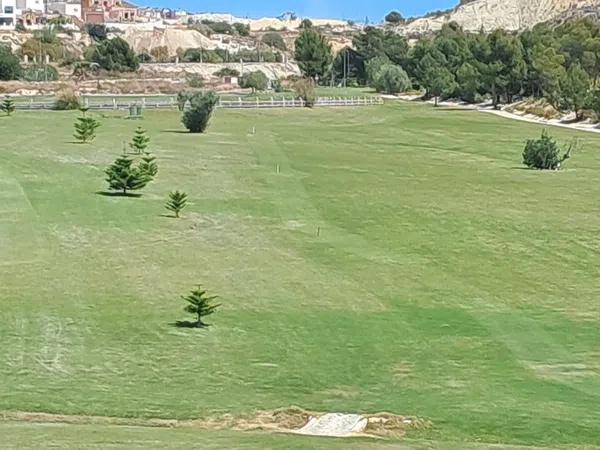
(296, 413), (367, 437)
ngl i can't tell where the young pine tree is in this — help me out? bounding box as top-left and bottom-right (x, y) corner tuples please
(0, 96), (15, 116)
(138, 153), (158, 178)
(166, 190), (188, 218)
(105, 154), (152, 195)
(182, 286), (220, 328)
(129, 126), (150, 154)
(74, 114), (101, 143)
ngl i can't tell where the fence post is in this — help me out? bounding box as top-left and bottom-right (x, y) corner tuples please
(256, 97), (259, 108)
(113, 98), (117, 110)
(29, 98), (33, 109)
(271, 97), (274, 107)
(283, 96), (286, 107)
(142, 97), (146, 107)
(238, 97), (242, 107)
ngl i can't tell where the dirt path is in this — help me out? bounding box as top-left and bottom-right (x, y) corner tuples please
(479, 108), (600, 134)
(390, 95), (600, 135)
(0, 409), (428, 438)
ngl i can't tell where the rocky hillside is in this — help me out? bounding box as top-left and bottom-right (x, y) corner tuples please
(400, 0), (600, 34)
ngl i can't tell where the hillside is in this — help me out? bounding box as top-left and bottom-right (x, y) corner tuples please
(401, 0), (600, 34)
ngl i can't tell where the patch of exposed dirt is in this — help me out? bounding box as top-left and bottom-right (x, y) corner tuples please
(0, 407), (431, 438)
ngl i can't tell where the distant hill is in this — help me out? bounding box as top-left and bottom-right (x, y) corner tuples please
(399, 0), (600, 34)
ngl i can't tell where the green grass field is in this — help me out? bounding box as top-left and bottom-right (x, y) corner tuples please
(1, 103), (599, 449)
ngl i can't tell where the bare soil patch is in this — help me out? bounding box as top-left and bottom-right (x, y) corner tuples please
(1, 407), (430, 438)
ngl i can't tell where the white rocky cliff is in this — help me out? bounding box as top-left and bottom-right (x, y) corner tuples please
(401, 0), (600, 34)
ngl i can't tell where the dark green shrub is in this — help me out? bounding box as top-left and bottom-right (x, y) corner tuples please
(88, 37), (139, 72)
(182, 91), (219, 133)
(0, 45), (22, 81)
(239, 71), (269, 92)
(86, 24), (108, 41)
(522, 130), (573, 170)
(187, 74), (205, 88)
(233, 23), (250, 36)
(262, 32), (287, 51)
(177, 91), (192, 111)
(214, 67), (240, 78)
(182, 48), (223, 63)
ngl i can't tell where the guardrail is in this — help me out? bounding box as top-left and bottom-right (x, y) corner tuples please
(13, 96), (384, 111)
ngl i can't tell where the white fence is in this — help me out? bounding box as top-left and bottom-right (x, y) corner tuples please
(13, 95), (383, 111)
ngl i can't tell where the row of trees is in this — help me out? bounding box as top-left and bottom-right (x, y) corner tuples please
(357, 19), (600, 113)
(292, 17), (600, 116)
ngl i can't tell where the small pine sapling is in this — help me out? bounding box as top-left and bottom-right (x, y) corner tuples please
(129, 126), (150, 154)
(74, 112), (101, 143)
(139, 153), (158, 178)
(166, 190), (188, 218)
(0, 96), (15, 116)
(182, 286), (220, 328)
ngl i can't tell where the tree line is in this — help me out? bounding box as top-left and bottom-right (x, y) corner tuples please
(294, 18), (600, 116)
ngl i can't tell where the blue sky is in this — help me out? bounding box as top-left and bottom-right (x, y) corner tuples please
(140, 0), (457, 21)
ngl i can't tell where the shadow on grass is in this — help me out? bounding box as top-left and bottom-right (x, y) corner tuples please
(172, 321), (210, 329)
(95, 191), (143, 198)
(160, 129), (189, 134)
(160, 213), (177, 219)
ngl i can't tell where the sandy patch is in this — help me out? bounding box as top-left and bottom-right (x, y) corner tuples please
(1, 407), (430, 438)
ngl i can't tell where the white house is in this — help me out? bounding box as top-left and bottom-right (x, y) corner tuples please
(0, 0), (16, 27)
(46, 0), (82, 18)
(16, 0), (45, 14)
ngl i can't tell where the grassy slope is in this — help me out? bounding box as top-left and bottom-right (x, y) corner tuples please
(0, 104), (599, 448)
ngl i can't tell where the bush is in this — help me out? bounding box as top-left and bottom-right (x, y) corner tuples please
(0, 45), (22, 81)
(182, 91), (219, 133)
(372, 64), (410, 95)
(186, 74), (205, 88)
(294, 78), (317, 108)
(22, 64), (59, 81)
(239, 71), (269, 92)
(177, 91), (192, 111)
(385, 11), (405, 24)
(54, 89), (82, 110)
(150, 46), (170, 63)
(233, 23), (250, 36)
(86, 24), (108, 41)
(522, 130), (573, 170)
(182, 48), (223, 63)
(214, 67), (240, 78)
(262, 32), (287, 51)
(201, 20), (234, 35)
(88, 37), (139, 72)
